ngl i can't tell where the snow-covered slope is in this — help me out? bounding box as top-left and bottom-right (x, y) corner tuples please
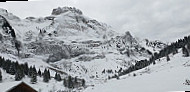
(0, 6), (153, 78)
(0, 6), (180, 92)
(13, 6), (116, 43)
(84, 49), (190, 92)
(0, 70), (65, 92)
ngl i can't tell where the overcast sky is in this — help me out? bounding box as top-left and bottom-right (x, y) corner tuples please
(0, 0), (190, 42)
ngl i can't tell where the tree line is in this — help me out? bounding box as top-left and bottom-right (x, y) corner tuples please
(0, 56), (85, 89)
(0, 56), (50, 83)
(112, 35), (190, 78)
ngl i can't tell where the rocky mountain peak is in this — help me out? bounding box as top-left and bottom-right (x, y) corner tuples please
(123, 31), (133, 39)
(121, 31), (137, 44)
(125, 31), (132, 37)
(51, 7), (83, 15)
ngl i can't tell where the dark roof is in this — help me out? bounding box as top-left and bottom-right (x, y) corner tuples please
(7, 82), (37, 92)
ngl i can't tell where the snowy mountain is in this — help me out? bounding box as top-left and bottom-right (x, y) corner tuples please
(23, 7), (116, 42)
(1, 6), (188, 92)
(84, 49), (190, 92)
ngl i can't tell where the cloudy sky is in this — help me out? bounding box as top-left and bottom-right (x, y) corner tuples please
(0, 0), (190, 42)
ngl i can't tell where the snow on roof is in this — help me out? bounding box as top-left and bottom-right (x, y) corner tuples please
(0, 81), (21, 92)
(0, 81), (37, 92)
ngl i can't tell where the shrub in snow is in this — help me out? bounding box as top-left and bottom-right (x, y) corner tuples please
(133, 73), (136, 77)
(166, 55), (170, 61)
(184, 79), (190, 85)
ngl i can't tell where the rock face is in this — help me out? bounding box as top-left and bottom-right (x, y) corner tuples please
(47, 51), (70, 63)
(144, 39), (166, 49)
(0, 7), (117, 62)
(104, 31), (152, 57)
(107, 31), (138, 49)
(77, 54), (105, 62)
(0, 7), (157, 62)
(52, 7), (83, 15)
(47, 46), (92, 62)
(50, 6), (116, 40)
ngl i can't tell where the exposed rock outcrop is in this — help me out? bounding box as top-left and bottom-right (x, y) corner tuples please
(52, 7), (83, 15)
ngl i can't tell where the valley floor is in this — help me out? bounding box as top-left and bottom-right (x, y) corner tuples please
(84, 52), (190, 92)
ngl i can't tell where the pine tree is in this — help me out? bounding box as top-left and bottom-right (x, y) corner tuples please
(28, 66), (33, 77)
(54, 72), (61, 81)
(54, 73), (61, 81)
(38, 69), (41, 77)
(82, 79), (85, 87)
(187, 43), (190, 52)
(32, 66), (37, 76)
(23, 63), (29, 75)
(15, 68), (24, 81)
(30, 66), (37, 84)
(43, 69), (49, 83)
(0, 57), (4, 67)
(0, 70), (2, 82)
(4, 61), (11, 73)
(54, 72), (58, 80)
(8, 64), (16, 75)
(63, 78), (67, 87)
(74, 76), (77, 83)
(68, 75), (73, 88)
(30, 73), (37, 84)
(47, 69), (50, 80)
(14, 61), (19, 70)
(56, 74), (62, 81)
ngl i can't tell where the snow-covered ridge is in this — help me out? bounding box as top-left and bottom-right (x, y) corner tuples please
(0, 7), (168, 92)
(0, 6), (116, 42)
